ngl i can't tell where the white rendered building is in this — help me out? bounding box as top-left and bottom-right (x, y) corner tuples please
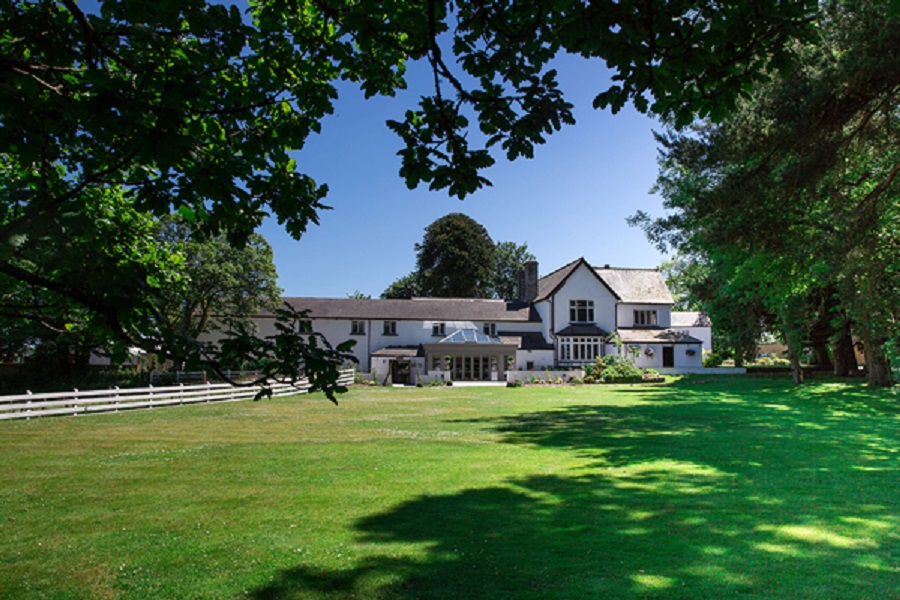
(250, 258), (705, 384)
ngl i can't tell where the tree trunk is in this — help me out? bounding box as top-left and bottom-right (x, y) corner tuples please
(788, 346), (805, 385)
(781, 303), (806, 385)
(808, 322), (833, 372)
(861, 333), (893, 388)
(784, 329), (805, 385)
(832, 321), (858, 377)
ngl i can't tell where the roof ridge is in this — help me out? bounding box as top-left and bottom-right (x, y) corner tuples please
(593, 265), (660, 272)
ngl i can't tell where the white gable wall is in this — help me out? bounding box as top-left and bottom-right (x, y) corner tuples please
(550, 264), (618, 333)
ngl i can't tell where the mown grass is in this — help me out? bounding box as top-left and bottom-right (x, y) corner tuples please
(1, 377), (898, 599)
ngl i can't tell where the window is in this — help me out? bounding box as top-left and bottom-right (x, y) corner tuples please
(559, 337), (601, 363)
(351, 320), (365, 335)
(483, 322), (497, 336)
(569, 299), (595, 323)
(298, 320), (312, 333)
(383, 320), (397, 336)
(432, 322), (446, 337)
(634, 310), (658, 326)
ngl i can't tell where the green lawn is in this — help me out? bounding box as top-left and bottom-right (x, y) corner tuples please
(1, 377), (898, 599)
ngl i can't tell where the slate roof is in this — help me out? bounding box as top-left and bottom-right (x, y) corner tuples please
(671, 311), (713, 328)
(371, 346), (424, 358)
(498, 332), (555, 351)
(536, 258), (619, 302)
(535, 258), (673, 305)
(556, 324), (610, 337)
(593, 267), (674, 304)
(615, 329), (702, 344)
(269, 297), (538, 322)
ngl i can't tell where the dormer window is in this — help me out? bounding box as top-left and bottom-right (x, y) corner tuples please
(569, 299), (594, 323)
(432, 322), (446, 337)
(634, 310), (658, 326)
(483, 322), (497, 336)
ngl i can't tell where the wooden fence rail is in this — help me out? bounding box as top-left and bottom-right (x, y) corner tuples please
(0, 369), (355, 421)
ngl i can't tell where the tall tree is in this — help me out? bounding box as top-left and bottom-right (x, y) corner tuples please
(659, 251), (708, 311)
(632, 0), (900, 386)
(0, 0), (819, 396)
(416, 213), (495, 297)
(381, 273), (421, 299)
(155, 216), (281, 363)
(491, 241), (535, 299)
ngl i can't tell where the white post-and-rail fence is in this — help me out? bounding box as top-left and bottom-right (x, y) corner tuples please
(0, 368), (355, 421)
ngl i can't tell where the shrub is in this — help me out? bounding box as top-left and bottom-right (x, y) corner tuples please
(703, 352), (724, 368)
(597, 355), (643, 382)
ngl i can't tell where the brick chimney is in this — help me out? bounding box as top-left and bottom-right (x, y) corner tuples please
(517, 260), (539, 303)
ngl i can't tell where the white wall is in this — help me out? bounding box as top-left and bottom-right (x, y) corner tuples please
(674, 327), (712, 353)
(514, 349), (555, 371)
(247, 316), (545, 372)
(604, 342), (703, 369)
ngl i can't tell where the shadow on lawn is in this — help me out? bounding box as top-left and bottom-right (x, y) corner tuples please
(252, 379), (900, 599)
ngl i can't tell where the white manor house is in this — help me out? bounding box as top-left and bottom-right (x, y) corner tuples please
(252, 258), (711, 384)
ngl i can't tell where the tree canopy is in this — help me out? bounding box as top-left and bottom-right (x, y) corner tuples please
(1, 0), (821, 397)
(416, 213), (495, 297)
(490, 241), (535, 300)
(155, 216), (282, 364)
(632, 0), (899, 386)
(382, 217), (533, 299)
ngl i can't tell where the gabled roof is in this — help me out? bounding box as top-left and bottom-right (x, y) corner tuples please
(671, 311), (713, 328)
(593, 267), (674, 305)
(270, 297), (538, 322)
(536, 257), (620, 302)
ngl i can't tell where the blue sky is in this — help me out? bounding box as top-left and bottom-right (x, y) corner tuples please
(261, 54), (670, 298)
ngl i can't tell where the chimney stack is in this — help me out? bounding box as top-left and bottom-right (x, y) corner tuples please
(517, 260), (539, 302)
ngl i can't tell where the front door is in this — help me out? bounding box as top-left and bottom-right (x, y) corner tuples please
(391, 360), (411, 385)
(662, 346), (674, 368)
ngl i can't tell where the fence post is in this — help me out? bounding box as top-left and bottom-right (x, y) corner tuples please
(72, 388), (79, 416)
(148, 384), (153, 410)
(205, 381), (212, 403)
(26, 390), (32, 420)
(114, 386), (120, 412)
(179, 383), (184, 404)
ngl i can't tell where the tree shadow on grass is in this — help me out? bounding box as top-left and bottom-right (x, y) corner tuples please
(252, 379), (900, 599)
